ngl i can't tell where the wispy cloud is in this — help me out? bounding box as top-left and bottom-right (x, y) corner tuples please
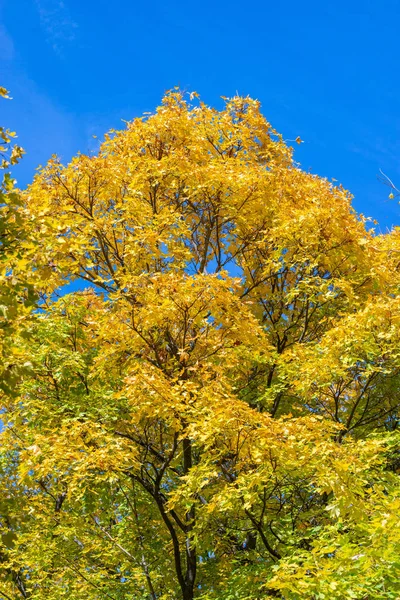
(1, 71), (83, 187)
(348, 137), (400, 171)
(35, 0), (78, 55)
(0, 24), (15, 61)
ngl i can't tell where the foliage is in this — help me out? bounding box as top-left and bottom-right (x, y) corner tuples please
(1, 89), (400, 599)
(0, 87), (36, 397)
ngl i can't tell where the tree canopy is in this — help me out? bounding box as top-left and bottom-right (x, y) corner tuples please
(1, 89), (400, 599)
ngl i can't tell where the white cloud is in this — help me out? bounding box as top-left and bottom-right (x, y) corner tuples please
(0, 24), (15, 61)
(35, 0), (78, 55)
(0, 70), (83, 187)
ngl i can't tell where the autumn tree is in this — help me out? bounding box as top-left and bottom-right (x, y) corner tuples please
(1, 89), (400, 599)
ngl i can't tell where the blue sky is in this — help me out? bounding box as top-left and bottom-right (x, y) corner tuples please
(1, 0), (400, 231)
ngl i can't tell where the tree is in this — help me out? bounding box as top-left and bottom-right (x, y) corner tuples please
(1, 89), (399, 599)
(0, 87), (36, 397)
